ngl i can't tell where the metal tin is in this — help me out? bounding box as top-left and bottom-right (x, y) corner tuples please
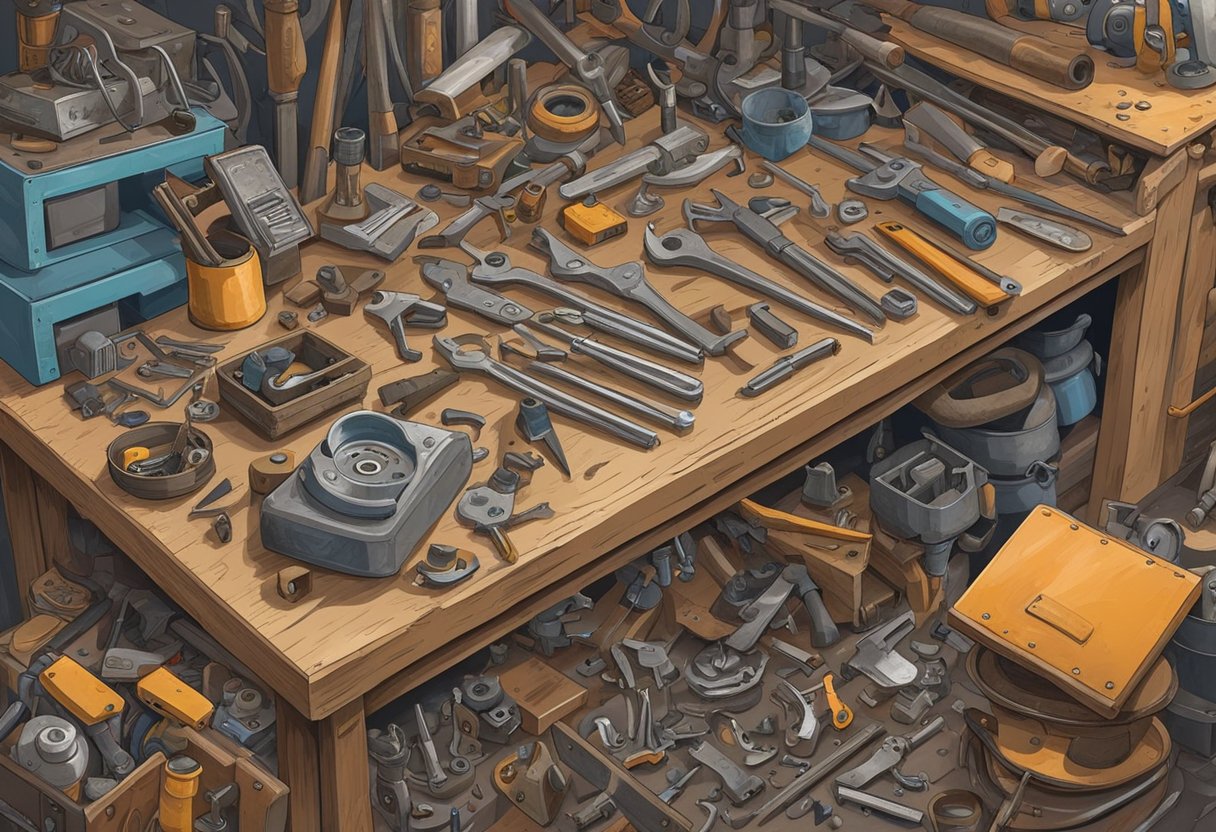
(107, 422), (215, 500)
(740, 88), (813, 161)
(991, 460), (1058, 515)
(935, 384), (1060, 477)
(1042, 340), (1100, 426)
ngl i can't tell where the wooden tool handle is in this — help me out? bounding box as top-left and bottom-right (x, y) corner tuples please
(264, 0), (307, 97)
(874, 221), (1010, 309)
(299, 0), (345, 204)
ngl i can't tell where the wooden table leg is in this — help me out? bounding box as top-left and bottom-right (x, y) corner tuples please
(277, 696), (322, 832)
(0, 441), (50, 616)
(1089, 146), (1206, 522)
(319, 696), (373, 831)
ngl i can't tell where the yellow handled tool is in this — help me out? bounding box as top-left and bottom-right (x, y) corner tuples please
(824, 673), (853, 730)
(123, 446), (151, 470)
(137, 667), (215, 730)
(40, 656), (125, 726)
(874, 222), (1010, 310)
(1133, 0), (1176, 75)
(159, 756), (202, 832)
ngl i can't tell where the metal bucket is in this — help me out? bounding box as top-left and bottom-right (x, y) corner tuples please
(935, 384), (1061, 478)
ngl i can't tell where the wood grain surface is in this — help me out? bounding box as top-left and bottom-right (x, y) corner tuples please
(0, 98), (1151, 720)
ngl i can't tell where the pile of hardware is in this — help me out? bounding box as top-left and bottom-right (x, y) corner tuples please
(0, 524), (287, 829)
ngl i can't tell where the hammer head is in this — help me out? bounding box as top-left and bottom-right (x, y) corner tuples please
(781, 563), (819, 597)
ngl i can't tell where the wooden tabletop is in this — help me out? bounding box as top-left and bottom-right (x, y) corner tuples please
(0, 105), (1152, 721)
(887, 16), (1216, 156)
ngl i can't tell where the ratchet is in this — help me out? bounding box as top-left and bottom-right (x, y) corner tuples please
(643, 224), (876, 343)
(461, 242), (704, 365)
(532, 228), (746, 356)
(532, 314), (704, 402)
(683, 190), (888, 325)
(433, 335), (659, 449)
(527, 361), (695, 432)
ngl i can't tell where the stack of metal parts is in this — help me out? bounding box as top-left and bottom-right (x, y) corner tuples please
(1013, 314), (1103, 428)
(916, 347), (1062, 518)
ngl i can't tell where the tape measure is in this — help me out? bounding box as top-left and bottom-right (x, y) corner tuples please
(559, 196), (627, 247)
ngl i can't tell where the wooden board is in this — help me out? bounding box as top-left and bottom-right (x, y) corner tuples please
(500, 656), (589, 734)
(887, 16), (1216, 156)
(0, 100), (1152, 721)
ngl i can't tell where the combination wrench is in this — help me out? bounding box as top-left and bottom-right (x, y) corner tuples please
(531, 228), (746, 356)
(433, 335), (660, 449)
(643, 224), (876, 343)
(460, 242), (704, 365)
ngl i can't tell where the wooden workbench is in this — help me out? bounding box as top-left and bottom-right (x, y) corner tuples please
(0, 102), (1152, 828)
(886, 16), (1216, 517)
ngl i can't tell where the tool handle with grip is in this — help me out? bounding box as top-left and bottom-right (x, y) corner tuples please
(801, 588), (840, 647)
(299, 0), (344, 204)
(487, 526), (518, 563)
(875, 222), (1009, 309)
(912, 187), (997, 250)
(389, 318), (423, 362)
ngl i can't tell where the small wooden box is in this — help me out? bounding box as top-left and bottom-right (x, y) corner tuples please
(500, 657), (589, 734)
(218, 331), (371, 440)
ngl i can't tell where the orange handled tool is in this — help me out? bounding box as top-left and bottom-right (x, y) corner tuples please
(264, 0), (307, 188)
(874, 221), (1011, 310)
(823, 673), (853, 730)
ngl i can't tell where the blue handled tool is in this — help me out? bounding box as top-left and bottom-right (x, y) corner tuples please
(806, 135), (997, 250)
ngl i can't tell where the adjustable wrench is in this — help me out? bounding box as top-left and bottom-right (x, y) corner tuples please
(684, 190), (887, 325)
(532, 228), (746, 356)
(433, 335), (660, 448)
(558, 125), (709, 200)
(532, 314), (704, 402)
(643, 225), (875, 343)
(823, 231), (977, 316)
(419, 257), (534, 325)
(502, 0), (626, 144)
(461, 242), (704, 365)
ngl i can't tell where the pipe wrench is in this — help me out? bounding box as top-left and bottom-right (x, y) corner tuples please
(683, 190), (887, 325)
(806, 136), (997, 251)
(460, 242), (704, 365)
(531, 228), (746, 356)
(502, 0), (626, 144)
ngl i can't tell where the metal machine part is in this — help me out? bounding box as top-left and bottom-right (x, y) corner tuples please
(13, 715), (90, 793)
(835, 715), (945, 791)
(997, 207), (1093, 252)
(747, 303), (797, 349)
(802, 462), (852, 509)
(502, 0), (627, 144)
(1102, 501), (1185, 563)
(527, 594), (593, 656)
(627, 144), (744, 217)
(434, 335), (660, 449)
(460, 675), (522, 741)
(260, 412), (473, 577)
(399, 116), (522, 191)
(837, 199), (868, 224)
(643, 225), (875, 343)
(558, 125), (710, 200)
(727, 563), (839, 650)
(213, 682), (276, 749)
(807, 136), (996, 251)
(380, 369), (458, 411)
(759, 160), (832, 218)
(844, 610), (919, 688)
(686, 643), (769, 699)
(455, 465), (552, 563)
(368, 725), (412, 832)
(824, 231), (976, 316)
(775, 678), (817, 746)
(533, 229), (745, 356)
(320, 182), (438, 261)
(206, 145), (312, 269)
(420, 258), (534, 326)
(685, 190), (887, 325)
(532, 315), (704, 402)
(516, 398), (571, 477)
(416, 544), (480, 587)
(461, 244), (703, 365)
(687, 740), (764, 805)
(414, 26), (532, 118)
(527, 362), (696, 432)
(739, 339), (841, 398)
(835, 786), (925, 824)
(364, 291), (447, 362)
(492, 741), (569, 826)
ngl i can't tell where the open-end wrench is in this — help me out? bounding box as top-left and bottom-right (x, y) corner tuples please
(532, 314), (704, 402)
(643, 225), (875, 343)
(418, 257), (534, 325)
(531, 228), (746, 356)
(433, 335), (660, 448)
(823, 231), (977, 316)
(502, 0), (626, 144)
(684, 190), (888, 325)
(461, 243), (704, 365)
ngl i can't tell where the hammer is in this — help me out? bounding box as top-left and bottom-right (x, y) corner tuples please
(782, 564), (840, 648)
(364, 291), (447, 363)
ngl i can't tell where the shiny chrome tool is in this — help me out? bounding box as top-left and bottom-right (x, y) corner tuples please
(759, 160), (832, 219)
(997, 208), (1093, 252)
(627, 145), (744, 217)
(558, 125), (710, 200)
(532, 228), (746, 356)
(684, 190), (887, 325)
(824, 231), (977, 316)
(461, 243), (703, 365)
(419, 258), (534, 325)
(527, 362), (695, 432)
(532, 314), (704, 402)
(434, 335), (660, 449)
(643, 225), (875, 343)
(739, 339), (840, 398)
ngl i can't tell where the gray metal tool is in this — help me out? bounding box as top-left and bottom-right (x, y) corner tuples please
(419, 258), (534, 325)
(434, 335), (660, 449)
(456, 465), (552, 563)
(516, 397), (570, 476)
(531, 315), (704, 402)
(823, 231), (977, 316)
(643, 225), (875, 343)
(558, 125), (710, 200)
(687, 740), (764, 805)
(461, 243), (703, 364)
(759, 160), (832, 219)
(627, 145), (744, 217)
(527, 362), (695, 432)
(997, 207), (1093, 252)
(648, 60), (678, 134)
(364, 291), (447, 362)
(739, 339), (840, 398)
(532, 229), (745, 356)
(835, 787), (924, 824)
(835, 715), (945, 792)
(502, 0), (626, 144)
(684, 190), (887, 325)
(319, 183), (438, 260)
(843, 610), (918, 688)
